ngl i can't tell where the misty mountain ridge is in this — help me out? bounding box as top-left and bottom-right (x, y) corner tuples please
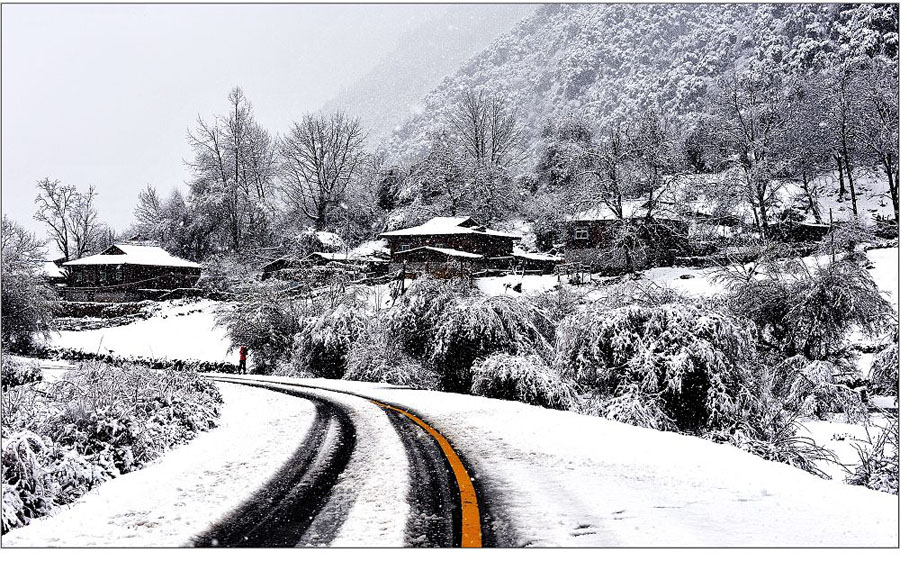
(322, 4), (535, 144)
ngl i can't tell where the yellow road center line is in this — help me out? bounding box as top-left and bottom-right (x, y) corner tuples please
(371, 401), (482, 548)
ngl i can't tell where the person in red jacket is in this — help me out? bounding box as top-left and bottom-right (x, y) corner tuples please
(238, 345), (247, 374)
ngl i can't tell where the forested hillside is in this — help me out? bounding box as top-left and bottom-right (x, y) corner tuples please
(384, 3), (898, 166)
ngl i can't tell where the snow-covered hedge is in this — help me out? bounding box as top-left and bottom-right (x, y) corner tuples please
(27, 345), (239, 374)
(471, 353), (577, 410)
(556, 303), (756, 432)
(1, 362), (222, 534)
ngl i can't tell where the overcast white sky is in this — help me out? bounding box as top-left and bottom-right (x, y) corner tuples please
(1, 3), (444, 240)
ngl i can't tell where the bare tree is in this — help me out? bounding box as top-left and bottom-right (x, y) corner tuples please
(709, 71), (796, 234)
(33, 178), (103, 259)
(449, 89), (522, 170)
(278, 112), (367, 230)
(186, 87), (276, 251)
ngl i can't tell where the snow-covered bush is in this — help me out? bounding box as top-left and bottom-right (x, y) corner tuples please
(556, 303), (756, 432)
(293, 305), (370, 378)
(429, 295), (553, 393)
(1, 216), (59, 353)
(1, 356), (43, 388)
(471, 353), (577, 410)
(727, 258), (893, 361)
(387, 277), (478, 359)
(1, 362), (222, 533)
(771, 356), (867, 421)
(847, 414), (899, 495)
(197, 254), (257, 298)
(216, 281), (315, 373)
(707, 403), (840, 480)
(869, 343), (898, 397)
(343, 324), (440, 389)
(531, 285), (586, 326)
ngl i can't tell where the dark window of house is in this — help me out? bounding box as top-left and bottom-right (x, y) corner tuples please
(574, 228), (589, 241)
(115, 265), (124, 283)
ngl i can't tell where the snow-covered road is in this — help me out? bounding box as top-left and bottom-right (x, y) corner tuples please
(6, 372), (897, 548)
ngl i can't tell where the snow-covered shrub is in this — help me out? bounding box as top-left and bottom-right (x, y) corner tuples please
(1, 362), (222, 533)
(387, 277), (478, 358)
(846, 414), (898, 495)
(555, 303), (756, 432)
(727, 258), (893, 361)
(531, 285), (586, 326)
(580, 384), (678, 431)
(771, 356), (867, 422)
(429, 295), (553, 393)
(1, 216), (59, 353)
(197, 254), (256, 298)
(343, 324), (440, 389)
(707, 404), (840, 480)
(216, 281), (317, 373)
(471, 353), (577, 410)
(293, 305), (370, 378)
(1, 356), (43, 388)
(869, 343), (898, 397)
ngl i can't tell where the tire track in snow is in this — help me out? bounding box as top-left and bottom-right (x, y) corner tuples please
(204, 375), (492, 547)
(192, 384), (356, 547)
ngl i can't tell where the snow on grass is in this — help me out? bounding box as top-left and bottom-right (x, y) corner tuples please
(798, 414), (895, 482)
(2, 382), (317, 547)
(475, 274), (561, 297)
(49, 299), (235, 363)
(249, 375), (899, 547)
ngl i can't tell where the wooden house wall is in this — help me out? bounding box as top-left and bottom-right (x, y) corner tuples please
(386, 234), (516, 258)
(67, 264), (200, 290)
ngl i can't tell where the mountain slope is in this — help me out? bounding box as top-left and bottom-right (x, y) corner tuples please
(322, 4), (534, 144)
(382, 3), (893, 167)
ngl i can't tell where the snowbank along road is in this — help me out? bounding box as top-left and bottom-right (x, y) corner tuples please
(198, 376), (490, 548)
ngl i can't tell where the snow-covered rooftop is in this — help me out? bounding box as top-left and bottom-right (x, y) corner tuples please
(296, 229), (347, 250)
(63, 244), (201, 269)
(394, 246), (484, 259)
(380, 216), (521, 239)
(512, 249), (563, 262)
(41, 260), (66, 278)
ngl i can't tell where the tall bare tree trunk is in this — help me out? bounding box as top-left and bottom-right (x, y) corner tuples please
(882, 154), (899, 222)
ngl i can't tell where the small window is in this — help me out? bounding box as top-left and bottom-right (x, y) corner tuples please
(574, 228), (589, 241)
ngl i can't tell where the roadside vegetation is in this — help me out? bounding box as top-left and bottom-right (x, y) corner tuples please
(1, 361), (222, 534)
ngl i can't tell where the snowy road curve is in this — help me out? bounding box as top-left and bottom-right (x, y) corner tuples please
(197, 377), (486, 548)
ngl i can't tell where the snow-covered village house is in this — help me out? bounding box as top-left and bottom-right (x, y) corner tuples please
(379, 216), (526, 277)
(565, 201), (689, 272)
(62, 243), (201, 302)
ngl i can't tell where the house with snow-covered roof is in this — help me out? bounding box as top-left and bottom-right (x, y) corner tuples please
(564, 200), (688, 272)
(62, 243), (201, 301)
(379, 216), (526, 276)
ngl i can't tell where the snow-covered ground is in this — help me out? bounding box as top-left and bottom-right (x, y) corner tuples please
(228, 377), (900, 545)
(2, 382), (316, 546)
(799, 413), (895, 482)
(49, 299), (235, 363)
(6, 373), (896, 547)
